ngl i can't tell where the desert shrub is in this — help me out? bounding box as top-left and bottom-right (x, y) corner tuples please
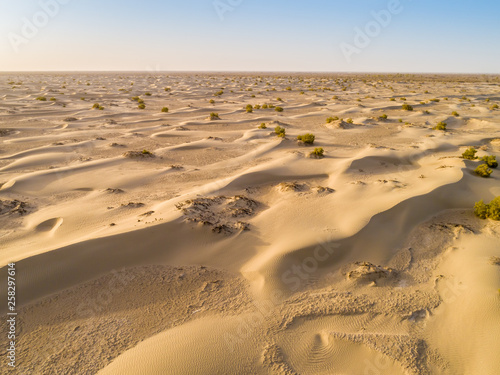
(132, 96), (140, 102)
(346, 118), (353, 124)
(326, 116), (339, 123)
(50, 97), (56, 101)
(246, 104), (253, 113)
(310, 148), (324, 158)
(474, 197), (500, 220)
(214, 90), (223, 96)
(300, 91), (305, 95)
(400, 97), (407, 101)
(161, 107), (169, 113)
(275, 126), (286, 137)
(451, 111), (459, 117)
(491, 104), (499, 110)
(258, 123), (267, 129)
(92, 103), (104, 110)
(262, 104), (269, 109)
(423, 110), (430, 114)
(286, 87), (292, 91)
(475, 164), (492, 178)
(36, 96), (47, 101)
(165, 87), (171, 92)
(297, 133), (315, 145)
(379, 114), (388, 120)
(481, 155), (498, 168)
(275, 106), (284, 112)
(210, 112), (220, 120)
(398, 119), (403, 123)
(390, 98), (396, 101)
(254, 104), (261, 109)
(332, 95), (339, 100)
(138, 104), (146, 109)
(429, 98), (440, 102)
(209, 99), (215, 104)
(142, 149), (153, 155)
(433, 122), (447, 131)
(462, 147), (478, 160)
(402, 103), (413, 111)
(276, 97), (283, 101)
(145, 92), (152, 96)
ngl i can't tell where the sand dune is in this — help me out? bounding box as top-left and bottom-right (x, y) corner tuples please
(0, 73), (499, 374)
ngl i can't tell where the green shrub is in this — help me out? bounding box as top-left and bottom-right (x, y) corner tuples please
(286, 87), (292, 91)
(346, 118), (353, 124)
(474, 197), (500, 220)
(326, 116), (339, 123)
(93, 103), (104, 110)
(491, 104), (499, 110)
(310, 148), (324, 158)
(132, 96), (140, 102)
(481, 155), (498, 168)
(379, 114), (388, 120)
(275, 106), (284, 112)
(246, 104), (253, 113)
(214, 90), (223, 96)
(433, 122), (447, 131)
(209, 99), (215, 104)
(475, 164), (492, 178)
(145, 92), (152, 96)
(462, 147), (478, 160)
(142, 149), (153, 155)
(254, 104), (261, 109)
(262, 104), (269, 109)
(36, 96), (47, 101)
(275, 126), (286, 137)
(138, 104), (146, 109)
(451, 111), (459, 117)
(209, 112), (220, 120)
(402, 103), (413, 111)
(258, 123), (267, 129)
(390, 98), (396, 101)
(297, 133), (315, 145)
(276, 97), (283, 101)
(164, 87), (171, 92)
(50, 97), (56, 101)
(161, 107), (169, 113)
(429, 98), (440, 102)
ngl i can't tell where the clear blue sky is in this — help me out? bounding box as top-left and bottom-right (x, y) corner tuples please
(1, 0), (499, 73)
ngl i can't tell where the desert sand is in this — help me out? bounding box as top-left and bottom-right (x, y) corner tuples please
(0, 72), (499, 374)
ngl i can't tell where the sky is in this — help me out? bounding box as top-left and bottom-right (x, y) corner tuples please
(0, 0), (499, 73)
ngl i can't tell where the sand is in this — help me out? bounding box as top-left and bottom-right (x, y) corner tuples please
(0, 72), (499, 374)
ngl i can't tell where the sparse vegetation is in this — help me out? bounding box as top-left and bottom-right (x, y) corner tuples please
(481, 155), (498, 168)
(209, 112), (220, 120)
(93, 103), (104, 110)
(50, 97), (56, 101)
(36, 96), (47, 101)
(379, 114), (388, 120)
(491, 104), (499, 110)
(310, 147), (324, 158)
(209, 99), (215, 104)
(433, 122), (447, 131)
(275, 126), (286, 138)
(275, 106), (284, 112)
(462, 147), (478, 160)
(297, 133), (315, 145)
(245, 104), (253, 113)
(346, 118), (353, 124)
(451, 111), (459, 117)
(145, 92), (152, 96)
(402, 103), (413, 111)
(474, 196), (500, 220)
(161, 107), (169, 113)
(475, 164), (493, 178)
(138, 104), (146, 109)
(326, 116), (339, 123)
(258, 123), (267, 129)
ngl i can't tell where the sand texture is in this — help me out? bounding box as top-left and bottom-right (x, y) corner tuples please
(0, 73), (500, 374)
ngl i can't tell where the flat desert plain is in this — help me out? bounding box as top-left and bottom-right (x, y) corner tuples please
(1, 73), (500, 374)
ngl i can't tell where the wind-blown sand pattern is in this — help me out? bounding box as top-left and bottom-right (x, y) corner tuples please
(1, 73), (499, 374)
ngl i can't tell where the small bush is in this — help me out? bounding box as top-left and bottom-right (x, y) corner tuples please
(402, 103), (413, 111)
(390, 98), (396, 101)
(258, 123), (267, 129)
(254, 104), (261, 109)
(451, 111), (459, 117)
(93, 103), (104, 110)
(142, 149), (153, 155)
(209, 112), (220, 120)
(475, 164), (492, 178)
(145, 92), (152, 96)
(379, 114), (388, 120)
(310, 148), (324, 158)
(262, 104), (269, 109)
(462, 147), (478, 160)
(433, 122), (447, 131)
(346, 118), (353, 124)
(214, 90), (223, 96)
(326, 116), (339, 123)
(276, 97), (283, 101)
(209, 99), (215, 104)
(138, 104), (146, 109)
(132, 96), (141, 102)
(297, 133), (315, 145)
(36, 96), (47, 101)
(161, 107), (169, 113)
(474, 197), (500, 220)
(275, 106), (284, 112)
(429, 98), (440, 102)
(50, 97), (56, 101)
(164, 87), (171, 92)
(286, 87), (292, 91)
(246, 104), (253, 113)
(275, 126), (286, 138)
(491, 104), (499, 110)
(481, 155), (498, 168)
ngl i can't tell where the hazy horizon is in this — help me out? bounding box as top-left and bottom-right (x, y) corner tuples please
(1, 0), (500, 73)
